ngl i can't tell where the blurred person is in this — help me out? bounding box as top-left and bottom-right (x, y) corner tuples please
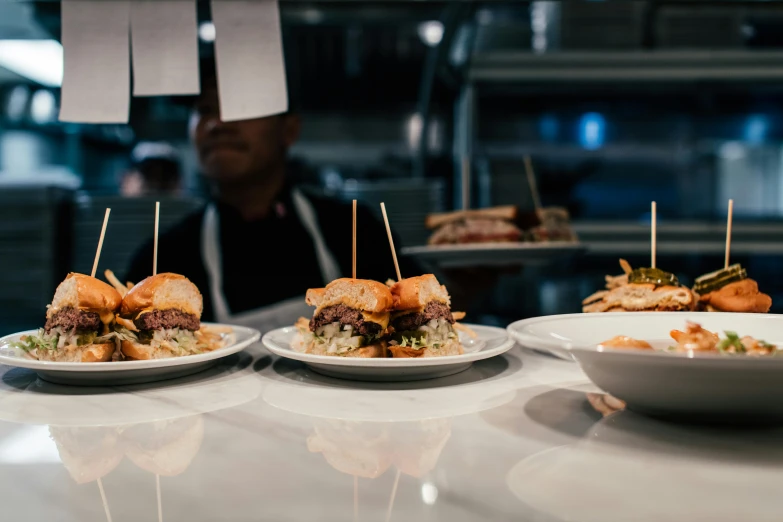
(119, 141), (182, 197)
(124, 61), (423, 330)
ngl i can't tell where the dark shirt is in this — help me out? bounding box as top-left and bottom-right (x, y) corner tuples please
(124, 185), (420, 321)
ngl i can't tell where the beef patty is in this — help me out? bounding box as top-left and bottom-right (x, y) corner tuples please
(391, 301), (454, 332)
(134, 309), (200, 331)
(309, 305), (383, 337)
(45, 307), (101, 332)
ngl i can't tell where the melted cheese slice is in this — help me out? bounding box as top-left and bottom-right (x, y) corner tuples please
(361, 311), (390, 330)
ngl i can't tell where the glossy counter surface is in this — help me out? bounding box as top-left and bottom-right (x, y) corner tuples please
(0, 344), (780, 521)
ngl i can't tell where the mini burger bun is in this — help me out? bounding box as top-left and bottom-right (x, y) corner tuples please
(121, 273), (202, 318)
(37, 342), (115, 363)
(120, 339), (180, 360)
(48, 273), (122, 318)
(390, 274), (451, 310)
(308, 278), (394, 314)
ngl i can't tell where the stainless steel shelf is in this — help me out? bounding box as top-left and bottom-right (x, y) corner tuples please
(468, 50), (783, 83)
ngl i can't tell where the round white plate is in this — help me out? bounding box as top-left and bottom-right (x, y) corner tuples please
(401, 242), (585, 268)
(0, 323), (261, 386)
(262, 324), (514, 382)
(507, 312), (783, 420)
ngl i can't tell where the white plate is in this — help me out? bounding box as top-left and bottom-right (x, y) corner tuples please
(507, 312), (783, 420)
(262, 324), (514, 382)
(0, 323), (261, 386)
(401, 242), (585, 268)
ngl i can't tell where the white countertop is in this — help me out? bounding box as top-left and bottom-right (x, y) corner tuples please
(0, 344), (780, 522)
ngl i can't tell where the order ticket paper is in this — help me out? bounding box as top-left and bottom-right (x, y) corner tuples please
(130, 0), (200, 96)
(59, 0), (131, 123)
(210, 0), (288, 122)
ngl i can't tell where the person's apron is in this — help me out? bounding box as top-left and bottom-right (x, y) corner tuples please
(200, 188), (341, 332)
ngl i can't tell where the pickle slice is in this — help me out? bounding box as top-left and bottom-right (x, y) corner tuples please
(628, 267), (679, 287)
(693, 264), (747, 294)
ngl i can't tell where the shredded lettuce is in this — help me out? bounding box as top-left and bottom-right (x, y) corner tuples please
(12, 329), (58, 353)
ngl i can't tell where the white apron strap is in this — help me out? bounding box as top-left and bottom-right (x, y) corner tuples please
(201, 203), (232, 323)
(291, 188), (342, 284)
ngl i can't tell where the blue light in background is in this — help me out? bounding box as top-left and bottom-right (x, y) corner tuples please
(539, 113), (559, 142)
(578, 112), (605, 150)
(744, 114), (768, 144)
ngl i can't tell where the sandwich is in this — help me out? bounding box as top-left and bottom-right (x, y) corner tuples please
(426, 206), (523, 245)
(387, 274), (463, 357)
(13, 273), (122, 362)
(529, 207), (578, 242)
(297, 278), (394, 358)
(693, 264), (771, 313)
(115, 273), (205, 360)
(582, 259), (696, 313)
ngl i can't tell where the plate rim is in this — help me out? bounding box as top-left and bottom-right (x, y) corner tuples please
(0, 322), (261, 372)
(262, 323), (514, 367)
(507, 311), (783, 364)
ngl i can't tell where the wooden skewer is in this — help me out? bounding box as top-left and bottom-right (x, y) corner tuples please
(156, 474), (163, 522)
(153, 201), (160, 276)
(97, 477), (113, 522)
(461, 157), (470, 211)
(385, 468), (402, 522)
(725, 199), (734, 269)
(91, 208), (111, 278)
(380, 203), (402, 282)
(352, 200), (357, 279)
(523, 155), (542, 212)
(353, 475), (359, 522)
(650, 201), (657, 269)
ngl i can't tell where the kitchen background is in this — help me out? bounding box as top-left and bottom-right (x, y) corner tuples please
(2, 0), (783, 335)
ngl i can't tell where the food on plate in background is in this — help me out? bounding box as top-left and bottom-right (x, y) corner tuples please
(425, 206), (524, 245)
(387, 274), (463, 358)
(598, 321), (779, 356)
(296, 278), (394, 358)
(693, 264), (772, 313)
(115, 273), (228, 360)
(49, 426), (124, 484)
(582, 259), (696, 313)
(529, 207), (578, 242)
(120, 416), (205, 476)
(13, 273), (123, 362)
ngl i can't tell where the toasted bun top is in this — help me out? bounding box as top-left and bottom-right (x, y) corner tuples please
(391, 274), (450, 310)
(308, 278), (394, 314)
(121, 273), (203, 318)
(425, 205), (518, 229)
(48, 273), (123, 318)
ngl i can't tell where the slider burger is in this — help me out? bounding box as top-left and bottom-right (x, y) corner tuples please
(426, 206), (523, 245)
(582, 260), (696, 313)
(298, 278), (394, 357)
(693, 264), (772, 313)
(14, 273), (122, 362)
(388, 274), (462, 357)
(116, 273), (204, 360)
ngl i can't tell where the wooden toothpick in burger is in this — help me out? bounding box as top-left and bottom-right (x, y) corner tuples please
(97, 474), (114, 522)
(153, 201), (160, 276)
(523, 155), (542, 213)
(91, 208), (111, 278)
(380, 203), (402, 282)
(725, 198), (734, 269)
(385, 468), (402, 522)
(651, 201), (657, 269)
(352, 199), (357, 279)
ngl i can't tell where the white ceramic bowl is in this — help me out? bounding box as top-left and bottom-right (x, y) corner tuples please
(508, 312), (783, 421)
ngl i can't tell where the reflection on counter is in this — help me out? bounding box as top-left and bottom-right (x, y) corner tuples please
(50, 415), (204, 484)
